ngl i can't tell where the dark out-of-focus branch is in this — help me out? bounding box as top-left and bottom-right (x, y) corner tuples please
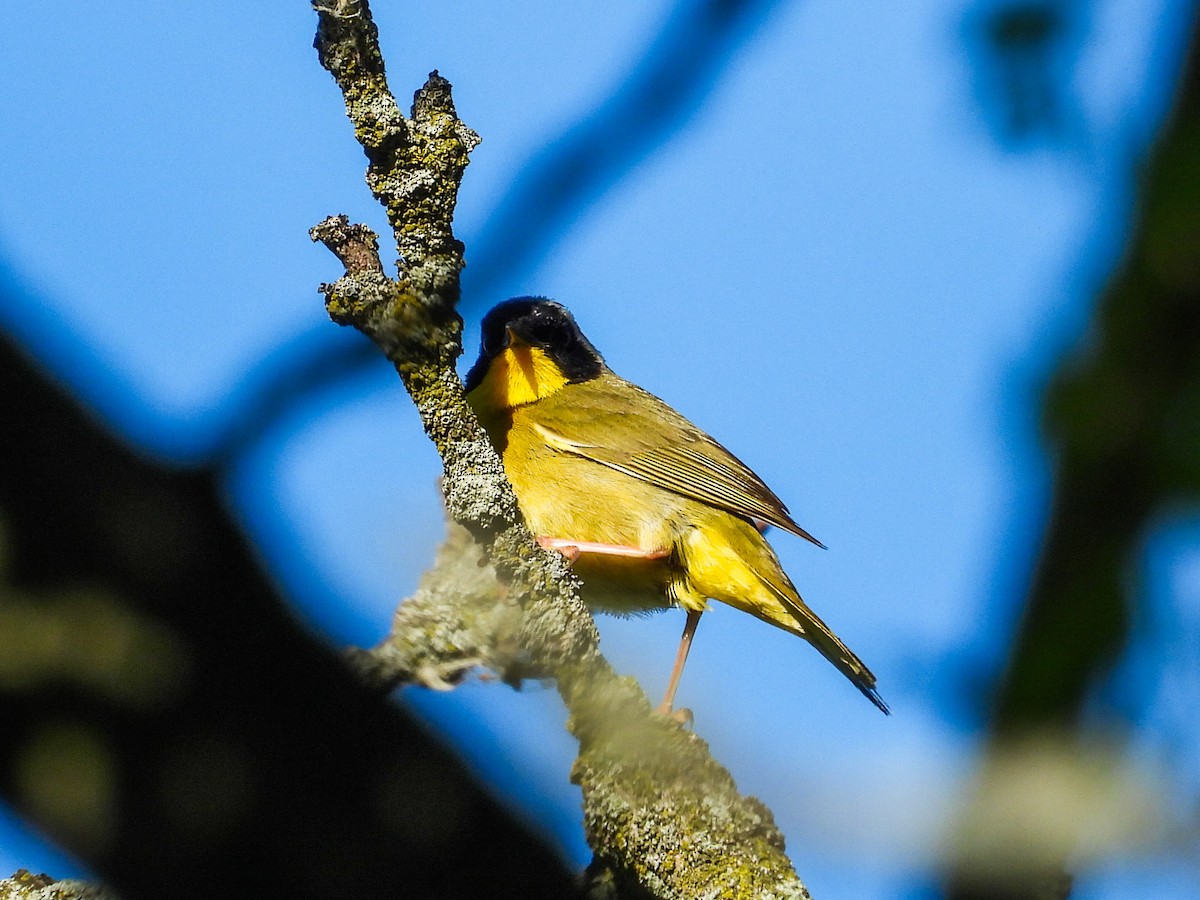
(945, 11), (1200, 900)
(309, 1), (811, 896)
(203, 0), (784, 467)
(0, 285), (582, 898)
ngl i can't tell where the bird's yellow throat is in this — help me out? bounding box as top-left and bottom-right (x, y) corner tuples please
(475, 344), (571, 410)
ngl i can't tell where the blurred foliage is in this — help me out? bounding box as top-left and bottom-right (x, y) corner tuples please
(946, 7), (1200, 900)
(947, 734), (1168, 895)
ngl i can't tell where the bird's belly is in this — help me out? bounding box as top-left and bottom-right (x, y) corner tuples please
(574, 554), (676, 616)
(503, 447), (684, 614)
(505, 448), (677, 549)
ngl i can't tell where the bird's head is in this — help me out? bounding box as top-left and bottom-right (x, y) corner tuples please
(465, 297), (605, 408)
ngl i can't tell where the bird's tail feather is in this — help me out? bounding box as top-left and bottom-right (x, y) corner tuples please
(766, 580), (890, 715)
(797, 606), (890, 715)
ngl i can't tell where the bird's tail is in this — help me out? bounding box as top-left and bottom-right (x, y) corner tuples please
(763, 577), (890, 715)
(680, 519), (889, 714)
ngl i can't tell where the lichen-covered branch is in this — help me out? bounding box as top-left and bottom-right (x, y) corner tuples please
(0, 871), (116, 900)
(344, 521), (523, 692)
(310, 1), (809, 896)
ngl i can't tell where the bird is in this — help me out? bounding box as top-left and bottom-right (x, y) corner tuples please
(464, 297), (888, 715)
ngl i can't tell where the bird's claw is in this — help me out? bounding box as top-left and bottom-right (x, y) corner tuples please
(654, 704), (694, 728)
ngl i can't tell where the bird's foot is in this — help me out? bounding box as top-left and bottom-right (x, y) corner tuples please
(538, 537), (581, 562)
(654, 703), (694, 728)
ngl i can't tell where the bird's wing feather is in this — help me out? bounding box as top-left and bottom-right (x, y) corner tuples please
(533, 377), (825, 548)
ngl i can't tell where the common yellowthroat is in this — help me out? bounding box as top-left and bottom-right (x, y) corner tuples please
(465, 298), (887, 715)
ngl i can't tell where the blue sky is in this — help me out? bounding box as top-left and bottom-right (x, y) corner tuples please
(2, 1), (1197, 897)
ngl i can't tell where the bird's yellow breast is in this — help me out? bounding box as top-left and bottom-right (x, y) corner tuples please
(471, 344), (570, 412)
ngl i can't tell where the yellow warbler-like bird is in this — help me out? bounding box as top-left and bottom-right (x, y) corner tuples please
(465, 297), (888, 715)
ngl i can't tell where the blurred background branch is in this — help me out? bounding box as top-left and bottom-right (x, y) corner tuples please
(964, 0), (1086, 147)
(945, 7), (1200, 899)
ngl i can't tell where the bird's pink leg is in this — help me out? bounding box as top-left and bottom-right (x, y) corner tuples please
(657, 609), (702, 716)
(537, 536), (670, 562)
(538, 536), (690, 715)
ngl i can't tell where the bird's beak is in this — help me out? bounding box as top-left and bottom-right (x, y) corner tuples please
(504, 325), (526, 349)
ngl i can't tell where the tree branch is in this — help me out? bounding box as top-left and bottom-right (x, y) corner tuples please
(311, 2), (810, 896)
(0, 870), (116, 900)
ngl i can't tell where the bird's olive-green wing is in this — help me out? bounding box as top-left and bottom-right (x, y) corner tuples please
(533, 375), (825, 548)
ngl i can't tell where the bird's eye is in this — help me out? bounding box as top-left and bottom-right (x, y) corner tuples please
(481, 326), (504, 356)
